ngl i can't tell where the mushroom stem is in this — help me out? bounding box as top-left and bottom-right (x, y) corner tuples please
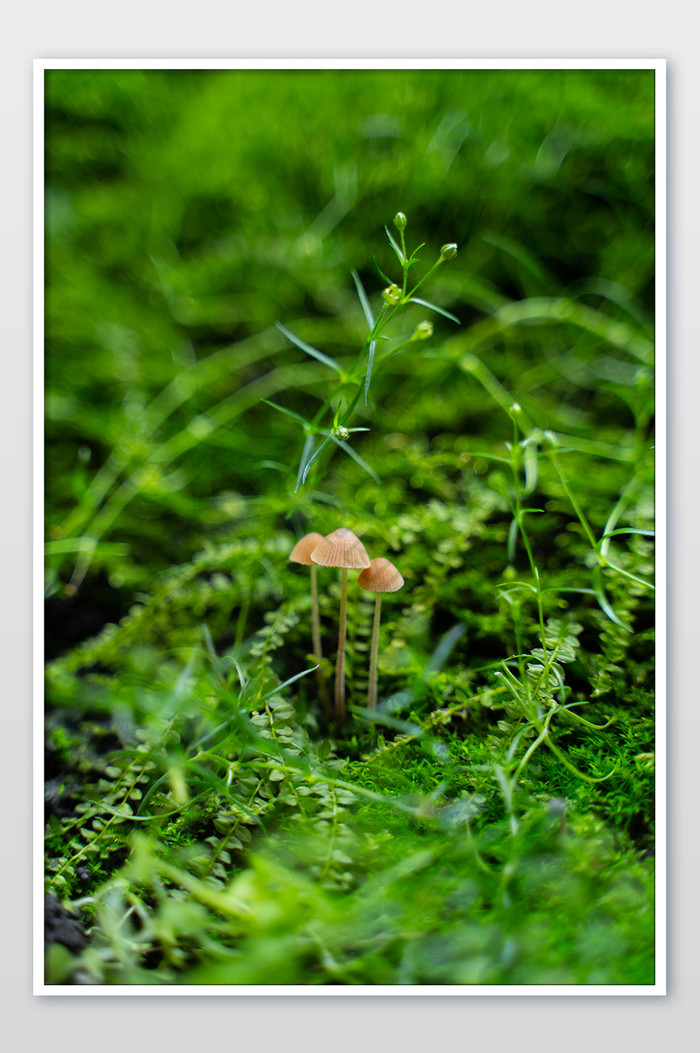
(310, 564), (331, 716)
(335, 567), (349, 725)
(368, 592), (382, 710)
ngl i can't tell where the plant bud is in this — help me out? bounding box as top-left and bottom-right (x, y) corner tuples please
(382, 284), (402, 306)
(333, 425), (349, 440)
(393, 212), (407, 232)
(412, 320), (433, 341)
(440, 242), (458, 261)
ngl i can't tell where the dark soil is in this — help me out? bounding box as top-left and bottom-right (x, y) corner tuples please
(44, 893), (87, 953)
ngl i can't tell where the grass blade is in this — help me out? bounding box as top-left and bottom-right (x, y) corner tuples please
(350, 706), (424, 738)
(322, 432), (380, 482)
(300, 434), (334, 486)
(295, 433), (316, 492)
(262, 398), (312, 428)
(350, 269), (378, 404)
(600, 528), (655, 540)
(507, 519), (519, 562)
(351, 269), (375, 329)
(363, 340), (377, 405)
(425, 624), (466, 674)
(261, 665), (319, 700)
(592, 564), (632, 631)
(201, 624), (224, 684)
(458, 450), (512, 465)
(409, 296), (460, 324)
(275, 321), (343, 373)
(602, 558), (654, 591)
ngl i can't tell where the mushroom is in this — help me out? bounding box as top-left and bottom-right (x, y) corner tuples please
(357, 557), (404, 711)
(310, 528), (371, 725)
(289, 532), (332, 716)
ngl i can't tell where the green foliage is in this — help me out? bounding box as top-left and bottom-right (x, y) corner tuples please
(44, 68), (656, 987)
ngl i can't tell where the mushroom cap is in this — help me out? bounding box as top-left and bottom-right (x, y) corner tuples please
(310, 527), (371, 569)
(358, 557), (404, 593)
(289, 532), (326, 566)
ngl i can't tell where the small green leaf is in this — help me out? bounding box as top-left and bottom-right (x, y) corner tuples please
(295, 433), (316, 491)
(407, 243), (426, 265)
(384, 225), (405, 265)
(262, 399), (312, 428)
(373, 256), (393, 285)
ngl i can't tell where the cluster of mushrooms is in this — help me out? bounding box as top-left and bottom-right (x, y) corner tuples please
(289, 527), (404, 726)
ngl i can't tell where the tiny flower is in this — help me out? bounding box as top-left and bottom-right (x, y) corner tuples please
(393, 212), (407, 232)
(440, 242), (458, 261)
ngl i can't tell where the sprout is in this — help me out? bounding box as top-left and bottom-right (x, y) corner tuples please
(357, 557), (405, 710)
(311, 528), (371, 726)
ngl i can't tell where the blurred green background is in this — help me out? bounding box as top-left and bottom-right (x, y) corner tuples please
(45, 67), (654, 652)
(43, 66), (657, 987)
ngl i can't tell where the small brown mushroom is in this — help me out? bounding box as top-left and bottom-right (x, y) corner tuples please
(289, 532), (331, 716)
(357, 557), (404, 711)
(311, 528), (371, 725)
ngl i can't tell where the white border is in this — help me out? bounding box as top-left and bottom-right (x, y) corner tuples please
(654, 63), (667, 998)
(33, 57), (46, 1000)
(34, 57), (666, 997)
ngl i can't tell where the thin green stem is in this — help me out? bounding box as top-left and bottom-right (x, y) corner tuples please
(602, 558), (655, 590)
(509, 424), (547, 658)
(512, 709), (556, 784)
(549, 450), (599, 555)
(234, 591), (251, 651)
(407, 257), (444, 300)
